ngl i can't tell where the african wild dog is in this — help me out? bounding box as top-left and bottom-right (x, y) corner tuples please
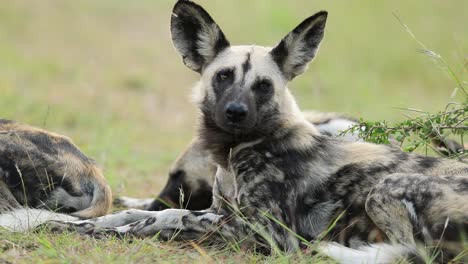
(115, 111), (361, 211)
(41, 1), (467, 263)
(115, 110), (464, 212)
(0, 119), (112, 231)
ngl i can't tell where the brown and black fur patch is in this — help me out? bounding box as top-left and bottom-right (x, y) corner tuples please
(0, 119), (111, 218)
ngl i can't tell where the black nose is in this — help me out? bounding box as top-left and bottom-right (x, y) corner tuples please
(225, 103), (248, 123)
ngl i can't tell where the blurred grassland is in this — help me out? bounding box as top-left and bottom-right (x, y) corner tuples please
(0, 0), (467, 262)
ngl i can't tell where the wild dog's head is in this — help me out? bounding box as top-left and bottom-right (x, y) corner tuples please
(171, 0), (327, 140)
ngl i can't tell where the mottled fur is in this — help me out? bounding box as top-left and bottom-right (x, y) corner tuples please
(0, 119), (112, 222)
(117, 111), (464, 213)
(115, 111), (360, 211)
(41, 1), (467, 263)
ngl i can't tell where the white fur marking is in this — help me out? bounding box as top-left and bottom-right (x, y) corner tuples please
(116, 196), (155, 210)
(0, 208), (78, 232)
(320, 242), (408, 264)
(315, 119), (360, 142)
(401, 198), (418, 223)
(197, 23), (221, 61)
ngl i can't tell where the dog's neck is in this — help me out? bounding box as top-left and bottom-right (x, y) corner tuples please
(198, 112), (264, 168)
(198, 94), (321, 168)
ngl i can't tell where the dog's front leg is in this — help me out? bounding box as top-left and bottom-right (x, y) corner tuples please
(40, 209), (160, 233)
(87, 209), (250, 245)
(108, 209), (227, 240)
(43, 208), (240, 243)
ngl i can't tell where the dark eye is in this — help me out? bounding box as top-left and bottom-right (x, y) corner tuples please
(254, 80), (272, 93)
(216, 70), (233, 82)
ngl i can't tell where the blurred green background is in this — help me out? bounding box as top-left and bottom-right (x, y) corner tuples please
(1, 0), (466, 197)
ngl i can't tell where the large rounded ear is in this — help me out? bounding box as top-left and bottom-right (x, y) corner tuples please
(270, 11), (328, 80)
(171, 1), (230, 73)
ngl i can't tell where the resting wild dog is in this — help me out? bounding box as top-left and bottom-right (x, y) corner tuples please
(115, 111), (362, 211)
(41, 1), (467, 263)
(116, 111), (465, 212)
(0, 119), (112, 231)
(116, 117), (466, 212)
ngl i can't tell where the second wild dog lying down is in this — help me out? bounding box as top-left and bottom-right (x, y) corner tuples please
(0, 119), (112, 231)
(41, 1), (468, 263)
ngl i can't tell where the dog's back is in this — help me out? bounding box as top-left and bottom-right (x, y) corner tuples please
(0, 119), (111, 222)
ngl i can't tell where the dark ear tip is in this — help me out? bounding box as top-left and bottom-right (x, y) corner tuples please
(318, 10), (328, 16)
(314, 10), (328, 21)
(172, 0), (213, 23)
(173, 0), (198, 12)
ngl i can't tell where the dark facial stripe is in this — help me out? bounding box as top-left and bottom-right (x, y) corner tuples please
(238, 52), (252, 88)
(241, 52), (251, 76)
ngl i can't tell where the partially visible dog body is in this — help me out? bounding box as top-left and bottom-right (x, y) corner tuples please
(0, 119), (112, 231)
(41, 2), (468, 263)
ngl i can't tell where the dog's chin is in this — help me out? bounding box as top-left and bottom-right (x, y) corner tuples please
(217, 122), (255, 135)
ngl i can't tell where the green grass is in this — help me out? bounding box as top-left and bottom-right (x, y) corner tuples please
(0, 229), (336, 264)
(0, 0), (467, 262)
